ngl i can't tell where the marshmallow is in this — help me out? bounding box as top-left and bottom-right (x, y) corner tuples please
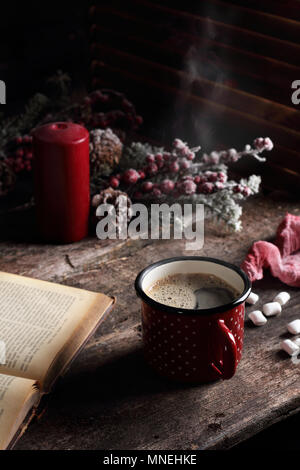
(248, 310), (267, 326)
(287, 319), (300, 335)
(281, 339), (300, 357)
(294, 338), (300, 348)
(246, 292), (259, 305)
(262, 302), (282, 317)
(273, 292), (290, 306)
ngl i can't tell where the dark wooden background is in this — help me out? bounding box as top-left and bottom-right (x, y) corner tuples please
(1, 0), (300, 449)
(1, 1), (300, 194)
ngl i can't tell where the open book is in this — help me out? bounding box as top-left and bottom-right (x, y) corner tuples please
(0, 271), (115, 450)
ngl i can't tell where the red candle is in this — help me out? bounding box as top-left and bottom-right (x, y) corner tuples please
(32, 122), (90, 243)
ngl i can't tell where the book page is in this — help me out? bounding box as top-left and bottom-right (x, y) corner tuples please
(0, 271), (114, 385)
(0, 374), (39, 450)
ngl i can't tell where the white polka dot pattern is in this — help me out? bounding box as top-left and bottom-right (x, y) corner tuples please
(141, 302), (245, 382)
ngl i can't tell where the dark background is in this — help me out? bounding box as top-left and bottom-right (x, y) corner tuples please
(0, 0), (299, 450)
(0, 3), (88, 111)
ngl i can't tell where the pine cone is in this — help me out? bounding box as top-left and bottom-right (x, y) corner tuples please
(89, 128), (123, 176)
(91, 187), (132, 230)
(0, 160), (16, 196)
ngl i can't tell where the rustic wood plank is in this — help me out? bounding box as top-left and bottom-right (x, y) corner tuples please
(0, 196), (299, 449)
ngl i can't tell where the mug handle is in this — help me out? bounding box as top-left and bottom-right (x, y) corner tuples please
(210, 319), (237, 380)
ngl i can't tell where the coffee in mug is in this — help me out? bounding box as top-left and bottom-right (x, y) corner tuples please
(135, 256), (251, 383)
(146, 273), (239, 310)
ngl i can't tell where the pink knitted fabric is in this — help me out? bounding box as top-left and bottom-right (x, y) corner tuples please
(241, 213), (300, 287)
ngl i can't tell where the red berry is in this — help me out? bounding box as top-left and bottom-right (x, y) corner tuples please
(217, 172), (227, 183)
(23, 135), (32, 144)
(152, 188), (162, 197)
(146, 154), (155, 163)
(135, 115), (143, 126)
(180, 159), (191, 170)
(163, 152), (171, 161)
(168, 161), (180, 173)
(160, 179), (175, 194)
(173, 138), (185, 149)
(145, 162), (158, 176)
(138, 170), (146, 179)
(15, 148), (24, 158)
(178, 180), (197, 195)
(233, 184), (242, 193)
(155, 154), (164, 169)
(179, 146), (190, 157)
(122, 169), (140, 184)
(254, 137), (264, 150)
(25, 151), (33, 160)
(242, 186), (251, 197)
(198, 182), (214, 194)
(15, 136), (23, 145)
(133, 191), (143, 199)
(208, 172), (218, 182)
(141, 181), (153, 193)
(109, 176), (120, 188)
(186, 151), (195, 161)
(194, 175), (201, 184)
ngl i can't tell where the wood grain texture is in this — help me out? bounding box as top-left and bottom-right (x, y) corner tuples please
(0, 196), (299, 449)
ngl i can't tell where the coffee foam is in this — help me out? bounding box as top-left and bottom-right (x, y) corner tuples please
(146, 273), (238, 309)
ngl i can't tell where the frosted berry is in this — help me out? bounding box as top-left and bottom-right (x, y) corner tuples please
(145, 162), (158, 175)
(186, 151), (195, 161)
(253, 137), (264, 150)
(242, 186), (251, 197)
(217, 172), (227, 183)
(233, 184), (242, 193)
(199, 182), (214, 194)
(263, 137), (273, 151)
(122, 169), (140, 184)
(141, 181), (153, 193)
(178, 180), (197, 195)
(173, 138), (185, 149)
(138, 170), (146, 179)
(152, 187), (162, 197)
(163, 152), (171, 161)
(160, 179), (175, 194)
(194, 175), (201, 184)
(109, 176), (120, 188)
(146, 153), (155, 163)
(168, 161), (180, 173)
(155, 153), (163, 163)
(207, 172), (218, 182)
(180, 159), (191, 170)
(214, 182), (224, 190)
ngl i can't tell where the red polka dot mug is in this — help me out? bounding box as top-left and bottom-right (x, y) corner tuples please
(135, 256), (251, 383)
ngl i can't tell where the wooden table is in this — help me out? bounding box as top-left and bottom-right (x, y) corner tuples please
(1, 195), (299, 450)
